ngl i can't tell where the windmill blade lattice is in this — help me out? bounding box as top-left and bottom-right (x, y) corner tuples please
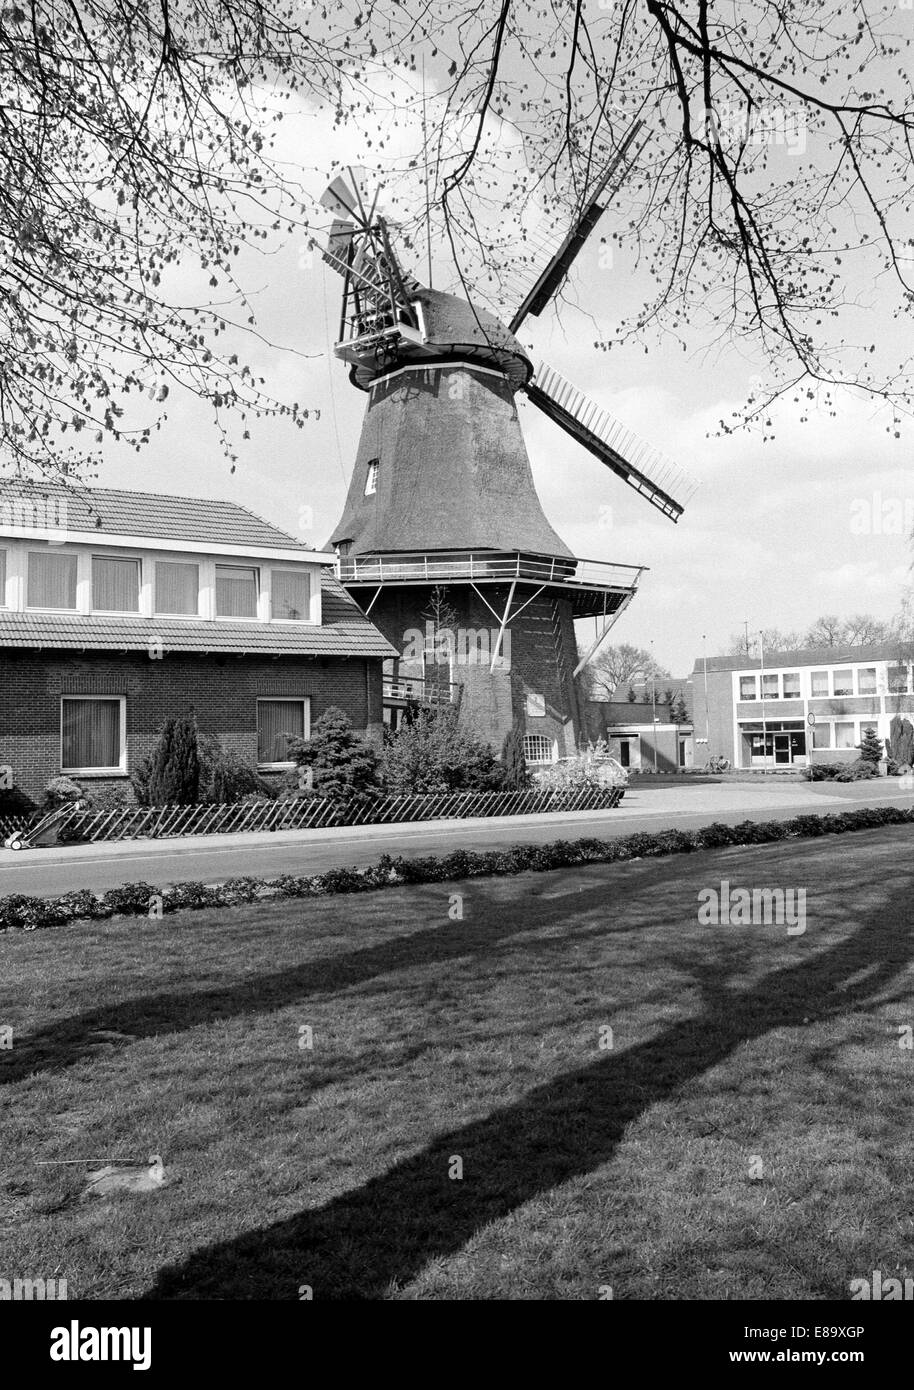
(525, 362), (698, 523)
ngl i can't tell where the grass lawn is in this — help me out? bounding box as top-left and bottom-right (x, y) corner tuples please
(2, 825), (913, 1300)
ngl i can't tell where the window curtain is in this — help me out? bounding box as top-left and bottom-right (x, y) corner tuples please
(257, 700), (305, 763)
(27, 551), (77, 609)
(62, 699), (120, 769)
(216, 566), (257, 617)
(156, 561), (199, 615)
(271, 570), (310, 620)
(92, 556), (140, 611)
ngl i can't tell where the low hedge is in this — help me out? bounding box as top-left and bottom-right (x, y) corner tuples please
(1, 803), (912, 932)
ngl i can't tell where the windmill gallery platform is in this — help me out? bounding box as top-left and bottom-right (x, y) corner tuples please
(319, 158), (696, 763)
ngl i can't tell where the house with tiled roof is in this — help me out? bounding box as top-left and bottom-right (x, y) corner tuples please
(0, 482), (395, 800)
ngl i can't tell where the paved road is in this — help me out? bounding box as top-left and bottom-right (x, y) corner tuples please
(1, 778), (910, 897)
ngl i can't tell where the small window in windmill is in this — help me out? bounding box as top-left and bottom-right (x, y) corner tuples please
(364, 459), (379, 495)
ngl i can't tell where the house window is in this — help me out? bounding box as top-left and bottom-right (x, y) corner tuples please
(61, 696), (125, 774)
(525, 692), (546, 717)
(523, 734), (555, 765)
(271, 569), (311, 621)
(92, 555), (140, 612)
(739, 676), (757, 701)
(810, 670), (829, 698)
(832, 669), (854, 697)
(27, 551), (77, 609)
(257, 697), (309, 766)
(782, 672), (801, 699)
(888, 664), (910, 695)
(155, 561), (199, 616)
(364, 459), (379, 496)
(812, 723), (831, 749)
(216, 565), (258, 618)
(0, 549), (6, 605)
(761, 674), (779, 700)
(857, 667), (877, 696)
(835, 721), (856, 749)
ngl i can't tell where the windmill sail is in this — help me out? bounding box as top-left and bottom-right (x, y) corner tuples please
(524, 362), (697, 522)
(508, 121), (647, 334)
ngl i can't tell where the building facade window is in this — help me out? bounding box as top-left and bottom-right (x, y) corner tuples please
(523, 734), (556, 765)
(782, 672), (801, 699)
(857, 667), (877, 695)
(762, 673), (779, 700)
(216, 565), (258, 618)
(832, 670), (854, 697)
(0, 549), (6, 605)
(271, 569), (311, 621)
(739, 675), (757, 701)
(27, 551), (77, 610)
(888, 664), (910, 694)
(257, 697), (309, 766)
(92, 555), (140, 612)
(61, 696), (125, 774)
(810, 670), (829, 697)
(364, 459), (379, 496)
(811, 723), (831, 748)
(835, 721), (856, 749)
(155, 560), (199, 616)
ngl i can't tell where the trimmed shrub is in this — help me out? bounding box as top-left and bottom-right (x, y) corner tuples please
(148, 716), (201, 806)
(43, 775), (85, 807)
(5, 803), (914, 934)
(381, 706), (504, 795)
(804, 762), (841, 781)
(100, 882), (160, 916)
(198, 737), (274, 805)
(500, 724), (530, 791)
(858, 726), (884, 764)
(288, 706), (379, 804)
(886, 714), (914, 766)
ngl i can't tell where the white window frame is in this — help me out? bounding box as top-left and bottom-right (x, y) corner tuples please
(832, 668), (855, 698)
(269, 567), (313, 624)
(810, 670), (830, 698)
(523, 734), (558, 765)
(214, 563), (260, 621)
(91, 552), (141, 614)
(856, 667), (877, 696)
(60, 695), (127, 777)
(154, 558), (201, 618)
(26, 549), (78, 612)
(739, 675), (758, 702)
(256, 696), (310, 770)
(0, 548), (6, 608)
(782, 672), (801, 700)
(364, 459), (379, 496)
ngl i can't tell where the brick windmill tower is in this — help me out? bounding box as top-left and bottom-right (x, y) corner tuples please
(321, 133), (695, 763)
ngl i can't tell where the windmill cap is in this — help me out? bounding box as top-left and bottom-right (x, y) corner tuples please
(351, 287), (533, 391)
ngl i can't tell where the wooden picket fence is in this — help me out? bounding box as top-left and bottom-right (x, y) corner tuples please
(3, 785), (624, 846)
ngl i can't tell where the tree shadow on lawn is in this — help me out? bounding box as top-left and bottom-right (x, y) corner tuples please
(144, 872), (914, 1300)
(0, 857), (688, 1086)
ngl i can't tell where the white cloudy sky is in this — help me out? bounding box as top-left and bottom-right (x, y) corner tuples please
(86, 64), (914, 678)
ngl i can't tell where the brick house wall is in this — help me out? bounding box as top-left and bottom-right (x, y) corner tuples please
(0, 648), (382, 800)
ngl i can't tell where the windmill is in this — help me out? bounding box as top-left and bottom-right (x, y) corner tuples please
(320, 130), (697, 759)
